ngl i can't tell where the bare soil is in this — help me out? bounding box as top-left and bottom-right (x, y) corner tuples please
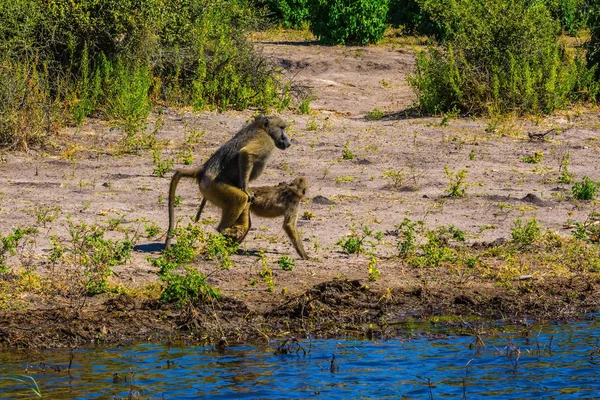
(2, 37), (600, 349)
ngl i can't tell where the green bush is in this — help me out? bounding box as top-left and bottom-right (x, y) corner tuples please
(409, 0), (599, 115)
(587, 3), (600, 81)
(150, 224), (235, 305)
(387, 0), (442, 36)
(308, 0), (390, 45)
(0, 0), (286, 149)
(159, 266), (220, 305)
(511, 217), (541, 248)
(267, 0), (310, 28)
(572, 176), (599, 200)
(0, 227), (39, 273)
(545, 0), (588, 36)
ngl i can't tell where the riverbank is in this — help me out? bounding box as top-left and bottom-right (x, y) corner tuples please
(1, 35), (600, 349)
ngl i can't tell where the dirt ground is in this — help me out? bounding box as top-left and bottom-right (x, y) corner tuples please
(2, 35), (600, 348)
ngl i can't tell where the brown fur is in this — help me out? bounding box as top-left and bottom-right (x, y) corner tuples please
(166, 116), (290, 248)
(195, 177), (309, 260)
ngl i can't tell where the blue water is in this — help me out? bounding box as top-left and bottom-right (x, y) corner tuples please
(1, 319), (600, 399)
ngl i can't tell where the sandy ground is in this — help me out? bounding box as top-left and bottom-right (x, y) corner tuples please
(1, 36), (600, 347)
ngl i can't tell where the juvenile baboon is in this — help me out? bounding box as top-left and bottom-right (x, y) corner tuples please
(195, 177), (309, 260)
(166, 115), (290, 248)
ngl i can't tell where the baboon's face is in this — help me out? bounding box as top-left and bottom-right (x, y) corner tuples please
(265, 117), (291, 150)
(291, 177), (308, 196)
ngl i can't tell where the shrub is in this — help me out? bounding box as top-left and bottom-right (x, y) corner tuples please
(159, 266), (220, 305)
(277, 255), (296, 271)
(365, 108), (384, 120)
(0, 227), (39, 273)
(572, 212), (600, 243)
(409, 0), (598, 115)
(444, 166), (467, 197)
(521, 151), (543, 164)
(307, 0), (390, 45)
(0, 0), (286, 148)
(150, 224), (234, 305)
(587, 3), (600, 81)
(51, 220), (134, 295)
(545, 0), (588, 36)
(267, 0), (310, 28)
(572, 176), (599, 200)
(387, 0), (442, 37)
(511, 217), (541, 248)
(0, 57), (61, 150)
(337, 224), (383, 255)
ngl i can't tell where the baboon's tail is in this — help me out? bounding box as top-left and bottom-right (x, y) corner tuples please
(165, 169), (200, 249)
(194, 198), (207, 223)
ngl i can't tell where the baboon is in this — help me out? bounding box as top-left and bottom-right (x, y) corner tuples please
(195, 177), (309, 260)
(166, 115), (290, 248)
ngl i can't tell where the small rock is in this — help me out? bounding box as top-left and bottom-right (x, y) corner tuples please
(312, 195), (334, 205)
(522, 193), (547, 207)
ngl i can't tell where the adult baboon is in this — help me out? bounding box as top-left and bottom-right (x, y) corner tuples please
(166, 115), (290, 248)
(195, 177), (309, 260)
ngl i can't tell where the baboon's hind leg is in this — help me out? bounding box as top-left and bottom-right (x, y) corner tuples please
(221, 205), (251, 243)
(201, 181), (249, 240)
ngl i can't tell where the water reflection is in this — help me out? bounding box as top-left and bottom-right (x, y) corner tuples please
(1, 319), (600, 399)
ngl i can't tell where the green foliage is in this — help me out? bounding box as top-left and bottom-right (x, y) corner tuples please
(387, 0), (442, 36)
(151, 225), (206, 276)
(57, 220), (133, 295)
(202, 232), (239, 270)
(511, 217), (541, 248)
(368, 256), (381, 281)
(572, 212), (600, 243)
(397, 218), (424, 258)
(396, 221), (470, 268)
(588, 3), (600, 82)
(260, 265), (275, 292)
(101, 57), (153, 135)
(267, 0), (310, 28)
(144, 221), (161, 239)
(0, 227), (39, 273)
(383, 169), (407, 188)
(409, 0), (599, 115)
(558, 153), (574, 184)
(277, 255), (296, 271)
(444, 166), (467, 197)
(174, 196), (183, 208)
(403, 224), (466, 268)
(545, 0), (588, 36)
(150, 224), (235, 305)
(338, 232), (364, 255)
(0, 56), (60, 150)
(299, 98), (311, 114)
(342, 141), (355, 160)
(177, 149), (194, 165)
(410, 231), (456, 267)
(26, 205), (61, 228)
(307, 0), (390, 45)
(159, 266), (220, 305)
(337, 224), (383, 255)
(572, 176), (600, 200)
(365, 108), (384, 120)
(0, 0), (286, 148)
(521, 151), (543, 164)
(152, 150), (174, 178)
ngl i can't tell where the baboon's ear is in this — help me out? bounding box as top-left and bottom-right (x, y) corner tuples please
(262, 116), (270, 128)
